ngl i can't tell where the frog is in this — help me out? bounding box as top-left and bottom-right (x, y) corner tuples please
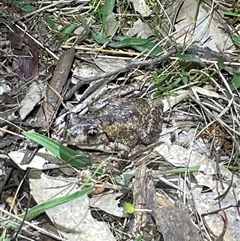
(66, 84), (164, 156)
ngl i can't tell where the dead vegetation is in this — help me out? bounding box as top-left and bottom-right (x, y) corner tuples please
(0, 0), (240, 241)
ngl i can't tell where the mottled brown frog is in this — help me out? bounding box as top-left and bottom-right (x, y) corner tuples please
(66, 85), (163, 156)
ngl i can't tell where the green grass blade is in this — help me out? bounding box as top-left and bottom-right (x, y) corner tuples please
(230, 73), (240, 91)
(91, 31), (162, 55)
(44, 13), (56, 30)
(11, 0), (36, 12)
(91, 30), (108, 43)
(110, 36), (163, 55)
(24, 186), (93, 221)
(223, 11), (240, 18)
(102, 0), (115, 33)
(109, 36), (149, 47)
(165, 165), (200, 174)
(232, 34), (240, 48)
(23, 131), (92, 168)
(133, 41), (163, 56)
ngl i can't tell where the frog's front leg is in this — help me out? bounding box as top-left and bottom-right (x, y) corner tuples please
(140, 99), (164, 144)
(108, 142), (130, 157)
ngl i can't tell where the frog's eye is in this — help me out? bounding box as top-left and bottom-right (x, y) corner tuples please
(87, 128), (98, 138)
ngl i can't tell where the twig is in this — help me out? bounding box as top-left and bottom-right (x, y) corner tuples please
(64, 46), (177, 100)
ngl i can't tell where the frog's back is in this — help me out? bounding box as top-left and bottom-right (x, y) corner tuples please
(94, 98), (150, 147)
(97, 98), (149, 124)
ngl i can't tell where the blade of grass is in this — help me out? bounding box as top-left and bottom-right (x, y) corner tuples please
(75, 16), (91, 44)
(223, 11), (240, 17)
(110, 36), (150, 47)
(165, 165), (200, 174)
(44, 13), (56, 30)
(230, 73), (240, 91)
(23, 131), (92, 168)
(92, 31), (163, 55)
(11, 0), (36, 13)
(110, 36), (163, 55)
(102, 0), (115, 34)
(24, 186), (93, 221)
(232, 34), (240, 48)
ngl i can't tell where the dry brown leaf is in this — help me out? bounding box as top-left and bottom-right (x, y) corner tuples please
(174, 0), (234, 52)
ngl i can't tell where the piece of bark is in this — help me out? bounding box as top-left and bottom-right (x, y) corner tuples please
(130, 163), (160, 240)
(131, 163), (204, 241)
(154, 202), (203, 241)
(33, 48), (75, 129)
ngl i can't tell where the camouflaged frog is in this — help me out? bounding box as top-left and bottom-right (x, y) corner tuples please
(66, 84), (163, 156)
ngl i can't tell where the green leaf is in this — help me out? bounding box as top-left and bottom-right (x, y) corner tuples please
(177, 53), (201, 62)
(18, 3), (36, 13)
(102, 0), (115, 33)
(110, 36), (163, 55)
(103, 0), (115, 19)
(232, 34), (240, 48)
(134, 237), (143, 241)
(217, 57), (225, 70)
(165, 165), (200, 174)
(133, 41), (163, 56)
(44, 13), (56, 30)
(115, 169), (138, 185)
(214, 174), (233, 201)
(122, 170), (137, 185)
(109, 36), (150, 48)
(224, 165), (240, 171)
(23, 131), (92, 168)
(123, 202), (135, 213)
(181, 75), (189, 85)
(153, 73), (169, 84)
(91, 31), (163, 55)
(152, 72), (182, 98)
(75, 16), (91, 43)
(230, 73), (240, 91)
(91, 31), (108, 44)
(61, 23), (78, 34)
(223, 11), (240, 18)
(24, 186), (93, 220)
(176, 53), (205, 68)
(0, 233), (11, 241)
(11, 1), (36, 12)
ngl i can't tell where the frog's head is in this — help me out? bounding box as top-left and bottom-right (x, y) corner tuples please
(66, 115), (110, 149)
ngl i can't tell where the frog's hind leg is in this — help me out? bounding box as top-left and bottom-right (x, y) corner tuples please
(140, 99), (163, 144)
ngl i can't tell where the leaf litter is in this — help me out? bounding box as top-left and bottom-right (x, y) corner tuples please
(0, 0), (240, 240)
